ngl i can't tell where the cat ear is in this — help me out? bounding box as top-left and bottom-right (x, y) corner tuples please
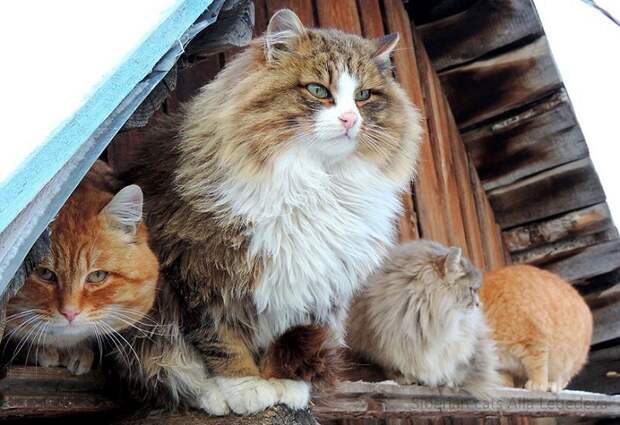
(443, 247), (463, 276)
(265, 9), (306, 61)
(103, 185), (143, 235)
(373, 33), (399, 70)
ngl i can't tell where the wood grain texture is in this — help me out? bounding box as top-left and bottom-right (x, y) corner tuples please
(545, 239), (620, 283)
(418, 0), (543, 71)
(315, 0), (361, 33)
(265, 0), (315, 26)
(439, 36), (562, 129)
(357, 0), (385, 38)
(488, 158), (606, 229)
(569, 345), (620, 394)
(463, 90), (588, 191)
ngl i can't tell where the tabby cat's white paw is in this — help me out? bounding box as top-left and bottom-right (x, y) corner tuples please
(216, 376), (278, 415)
(65, 346), (94, 375)
(37, 346), (60, 367)
(269, 378), (310, 410)
(196, 378), (230, 416)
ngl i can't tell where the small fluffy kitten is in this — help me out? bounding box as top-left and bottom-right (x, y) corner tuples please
(4, 166), (158, 375)
(481, 265), (593, 393)
(122, 9), (421, 414)
(347, 240), (500, 399)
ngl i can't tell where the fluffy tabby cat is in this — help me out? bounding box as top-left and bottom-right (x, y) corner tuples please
(481, 265), (593, 392)
(4, 164), (158, 375)
(347, 240), (500, 399)
(122, 9), (421, 414)
(4, 163), (228, 415)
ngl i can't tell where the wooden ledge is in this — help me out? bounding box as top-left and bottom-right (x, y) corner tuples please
(2, 367), (620, 422)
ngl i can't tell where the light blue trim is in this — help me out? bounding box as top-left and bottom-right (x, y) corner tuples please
(0, 0), (213, 234)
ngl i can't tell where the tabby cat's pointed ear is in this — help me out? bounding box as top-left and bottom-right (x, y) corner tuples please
(373, 33), (399, 69)
(103, 185), (143, 235)
(265, 9), (306, 61)
(443, 247), (463, 275)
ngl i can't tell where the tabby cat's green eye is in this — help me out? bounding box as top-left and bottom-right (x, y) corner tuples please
(306, 83), (330, 99)
(36, 267), (57, 283)
(355, 89), (371, 102)
(86, 270), (108, 284)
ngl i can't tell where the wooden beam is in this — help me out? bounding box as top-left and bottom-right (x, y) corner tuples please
(570, 345), (620, 395)
(545, 239), (620, 284)
(265, 0), (315, 26)
(315, 0), (361, 33)
(418, 0), (543, 71)
(439, 36), (562, 129)
(463, 90), (589, 191)
(313, 381), (620, 419)
(503, 203), (614, 254)
(488, 158), (606, 229)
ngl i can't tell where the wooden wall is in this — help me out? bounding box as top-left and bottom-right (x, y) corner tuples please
(413, 0), (620, 394)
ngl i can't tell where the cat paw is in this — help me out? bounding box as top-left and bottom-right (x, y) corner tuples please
(37, 346), (60, 367)
(194, 378), (230, 416)
(549, 381), (564, 393)
(525, 380), (549, 392)
(216, 376), (278, 415)
(269, 378), (310, 410)
(65, 346), (94, 375)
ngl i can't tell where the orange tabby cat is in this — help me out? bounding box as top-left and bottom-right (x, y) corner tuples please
(4, 165), (158, 374)
(481, 265), (592, 392)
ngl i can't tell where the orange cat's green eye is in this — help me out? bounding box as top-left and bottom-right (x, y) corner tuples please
(355, 89), (371, 102)
(36, 267), (57, 283)
(306, 83), (330, 99)
(86, 270), (108, 284)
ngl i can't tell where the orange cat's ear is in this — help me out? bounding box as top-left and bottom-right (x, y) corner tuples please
(443, 247), (463, 276)
(265, 9), (306, 62)
(373, 33), (399, 70)
(102, 185), (143, 235)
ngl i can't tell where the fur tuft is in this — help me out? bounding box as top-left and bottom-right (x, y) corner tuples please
(262, 325), (342, 389)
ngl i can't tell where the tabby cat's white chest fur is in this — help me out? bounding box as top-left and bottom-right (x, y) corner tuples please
(221, 150), (404, 349)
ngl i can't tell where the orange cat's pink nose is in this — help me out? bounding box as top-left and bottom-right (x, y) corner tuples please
(339, 112), (357, 130)
(62, 310), (80, 323)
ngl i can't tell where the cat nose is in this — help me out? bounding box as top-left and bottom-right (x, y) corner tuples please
(62, 310), (81, 323)
(338, 111), (358, 130)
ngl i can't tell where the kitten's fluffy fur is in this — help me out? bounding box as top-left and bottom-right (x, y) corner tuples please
(122, 9), (421, 414)
(481, 265), (593, 393)
(347, 240), (500, 399)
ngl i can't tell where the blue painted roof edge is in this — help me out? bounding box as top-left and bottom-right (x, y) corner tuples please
(0, 0), (213, 233)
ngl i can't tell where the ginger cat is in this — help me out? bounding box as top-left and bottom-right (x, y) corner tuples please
(481, 265), (593, 392)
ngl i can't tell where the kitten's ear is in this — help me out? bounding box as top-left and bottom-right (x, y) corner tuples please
(443, 247), (463, 276)
(265, 9), (306, 61)
(373, 33), (399, 70)
(103, 185), (143, 235)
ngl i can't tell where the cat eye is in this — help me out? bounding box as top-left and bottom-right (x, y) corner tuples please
(86, 270), (108, 284)
(306, 83), (331, 99)
(36, 267), (57, 283)
(355, 89), (371, 102)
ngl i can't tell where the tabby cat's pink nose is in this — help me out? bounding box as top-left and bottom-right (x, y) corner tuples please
(62, 310), (80, 323)
(339, 112), (357, 130)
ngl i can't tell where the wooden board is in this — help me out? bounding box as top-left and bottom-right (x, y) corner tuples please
(439, 36), (562, 129)
(545, 239), (620, 283)
(570, 345), (620, 394)
(315, 0), (361, 33)
(265, 0), (315, 26)
(463, 90), (589, 191)
(487, 158), (606, 229)
(418, 0), (543, 71)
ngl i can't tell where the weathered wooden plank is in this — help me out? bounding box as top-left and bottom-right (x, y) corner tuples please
(418, 0), (543, 71)
(383, 0), (450, 244)
(265, 0), (315, 26)
(503, 204), (613, 254)
(357, 0), (385, 38)
(412, 26), (472, 259)
(512, 228), (619, 266)
(313, 381), (620, 419)
(592, 297), (620, 345)
(488, 158), (606, 229)
(569, 345), (620, 394)
(315, 0), (361, 33)
(0, 367), (117, 419)
(545, 239), (620, 284)
(439, 36), (562, 129)
(463, 90), (589, 191)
